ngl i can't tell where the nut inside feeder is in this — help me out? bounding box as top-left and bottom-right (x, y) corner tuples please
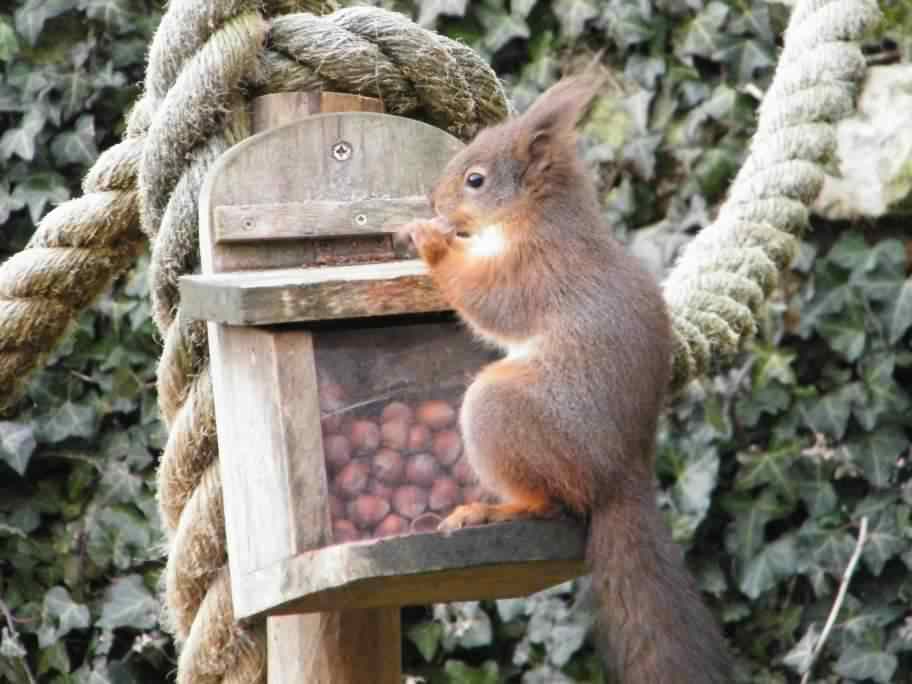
(179, 95), (586, 628)
(315, 322), (498, 543)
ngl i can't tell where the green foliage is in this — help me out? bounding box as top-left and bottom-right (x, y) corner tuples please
(1, 0), (909, 683)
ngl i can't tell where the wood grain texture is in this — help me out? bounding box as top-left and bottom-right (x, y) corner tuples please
(213, 197), (431, 243)
(268, 610), (401, 684)
(180, 260), (449, 325)
(236, 519), (588, 620)
(204, 91), (408, 684)
(197, 109), (463, 272)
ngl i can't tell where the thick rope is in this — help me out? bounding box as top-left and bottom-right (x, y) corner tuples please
(663, 0), (881, 389)
(0, 0), (879, 682)
(140, 6), (510, 684)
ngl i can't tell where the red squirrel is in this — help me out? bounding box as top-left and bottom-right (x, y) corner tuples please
(403, 76), (731, 683)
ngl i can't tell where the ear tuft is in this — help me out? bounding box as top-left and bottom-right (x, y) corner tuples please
(523, 73), (605, 136)
(514, 70), (605, 183)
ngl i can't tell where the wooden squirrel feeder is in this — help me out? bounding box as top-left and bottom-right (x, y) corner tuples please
(179, 91), (586, 682)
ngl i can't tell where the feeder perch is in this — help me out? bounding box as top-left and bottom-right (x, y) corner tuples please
(179, 92), (587, 683)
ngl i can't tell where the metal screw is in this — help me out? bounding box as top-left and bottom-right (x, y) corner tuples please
(332, 140), (352, 161)
(354, 214), (367, 226)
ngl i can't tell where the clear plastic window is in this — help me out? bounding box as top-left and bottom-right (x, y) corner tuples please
(314, 318), (498, 545)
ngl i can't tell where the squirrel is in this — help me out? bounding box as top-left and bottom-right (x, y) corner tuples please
(402, 75), (732, 683)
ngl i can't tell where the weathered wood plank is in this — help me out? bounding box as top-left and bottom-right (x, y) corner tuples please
(213, 197), (431, 243)
(205, 91), (405, 684)
(197, 109), (463, 272)
(236, 519), (588, 620)
(180, 260), (450, 325)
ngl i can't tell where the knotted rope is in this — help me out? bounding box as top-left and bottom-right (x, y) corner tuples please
(663, 0), (881, 388)
(0, 0), (881, 682)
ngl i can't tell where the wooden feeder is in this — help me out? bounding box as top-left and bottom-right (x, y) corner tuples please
(179, 91), (586, 682)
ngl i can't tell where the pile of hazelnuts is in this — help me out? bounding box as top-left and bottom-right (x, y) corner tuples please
(320, 381), (483, 544)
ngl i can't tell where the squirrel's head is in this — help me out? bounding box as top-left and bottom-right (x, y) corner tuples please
(429, 74), (603, 247)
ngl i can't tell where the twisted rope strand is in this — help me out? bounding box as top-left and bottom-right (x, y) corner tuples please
(663, 0), (881, 389)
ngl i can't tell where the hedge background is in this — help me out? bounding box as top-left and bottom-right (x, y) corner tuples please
(1, 1), (910, 683)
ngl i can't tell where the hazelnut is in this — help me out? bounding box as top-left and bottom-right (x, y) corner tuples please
(380, 420), (409, 451)
(333, 460), (370, 499)
(374, 514), (409, 538)
(416, 400), (456, 430)
(432, 430), (462, 466)
(349, 420), (381, 454)
(332, 519), (361, 543)
(372, 448), (405, 484)
(406, 424), (432, 453)
(452, 457), (477, 485)
(405, 453), (439, 487)
(429, 478), (462, 512)
(348, 495), (391, 528)
(381, 401), (413, 424)
(323, 434), (352, 472)
(392, 485), (429, 519)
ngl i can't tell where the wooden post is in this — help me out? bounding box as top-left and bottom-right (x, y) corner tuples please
(254, 92), (401, 684)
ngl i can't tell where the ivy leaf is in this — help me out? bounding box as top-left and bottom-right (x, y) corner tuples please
(98, 575), (158, 631)
(0, 17), (20, 61)
(50, 114), (98, 165)
(407, 621), (442, 663)
(886, 278), (912, 343)
(38, 587), (90, 648)
(845, 428), (907, 488)
(739, 534), (797, 599)
(0, 420), (37, 476)
(724, 490), (792, 566)
(798, 521), (858, 577)
(35, 399), (98, 443)
(817, 305), (866, 361)
(476, 5), (529, 55)
(443, 660), (500, 684)
(0, 109), (45, 161)
(553, 0), (599, 40)
(862, 511), (906, 576)
(0, 180), (26, 224)
(14, 0), (78, 45)
(672, 450), (719, 521)
(12, 172), (71, 224)
(79, 0), (132, 30)
(828, 231), (870, 270)
(834, 647), (898, 684)
(602, 3), (655, 50)
(796, 467), (837, 517)
(416, 0), (468, 27)
(856, 354), (909, 430)
(782, 624), (819, 675)
(800, 383), (864, 440)
(715, 36), (775, 82)
(676, 1), (729, 61)
(735, 443), (799, 499)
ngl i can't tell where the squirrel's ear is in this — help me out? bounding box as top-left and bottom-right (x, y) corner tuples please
(514, 74), (603, 180)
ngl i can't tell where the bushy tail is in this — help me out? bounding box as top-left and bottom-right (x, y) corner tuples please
(588, 495), (731, 683)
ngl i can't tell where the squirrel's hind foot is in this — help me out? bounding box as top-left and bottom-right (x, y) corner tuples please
(438, 500), (563, 532)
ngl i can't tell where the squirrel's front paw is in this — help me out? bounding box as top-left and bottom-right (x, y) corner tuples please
(407, 221), (452, 266)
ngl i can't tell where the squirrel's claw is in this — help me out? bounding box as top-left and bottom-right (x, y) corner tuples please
(438, 500), (564, 533)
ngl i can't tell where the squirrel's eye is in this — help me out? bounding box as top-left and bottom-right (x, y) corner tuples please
(466, 172), (485, 189)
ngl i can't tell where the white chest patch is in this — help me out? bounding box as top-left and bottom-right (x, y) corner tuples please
(505, 336), (540, 361)
(466, 223), (507, 258)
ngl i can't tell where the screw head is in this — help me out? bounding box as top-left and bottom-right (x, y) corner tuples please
(355, 214), (368, 226)
(332, 141), (352, 161)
